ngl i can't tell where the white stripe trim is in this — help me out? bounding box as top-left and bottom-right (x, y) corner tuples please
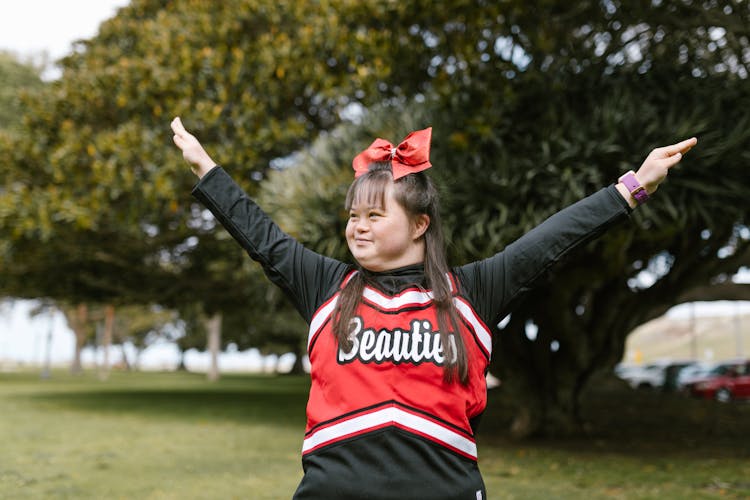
(362, 287), (434, 309)
(453, 298), (492, 356)
(308, 296), (338, 350)
(302, 406), (477, 459)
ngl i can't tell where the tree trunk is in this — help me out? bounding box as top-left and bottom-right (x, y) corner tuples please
(119, 343), (132, 371)
(206, 312), (222, 382)
(134, 347), (143, 371)
(287, 344), (307, 375)
(176, 347), (187, 371)
(69, 303), (88, 375)
(98, 304), (114, 381)
(40, 310), (54, 379)
(493, 290), (592, 439)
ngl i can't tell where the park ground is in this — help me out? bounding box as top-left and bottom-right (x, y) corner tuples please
(1, 370), (749, 499)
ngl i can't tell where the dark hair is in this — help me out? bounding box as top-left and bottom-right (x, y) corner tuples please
(332, 162), (468, 383)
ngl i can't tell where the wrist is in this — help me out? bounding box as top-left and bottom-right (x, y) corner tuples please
(195, 156), (217, 178)
(615, 182), (638, 209)
(617, 170), (649, 207)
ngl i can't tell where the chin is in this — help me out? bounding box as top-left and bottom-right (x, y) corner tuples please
(353, 258), (382, 272)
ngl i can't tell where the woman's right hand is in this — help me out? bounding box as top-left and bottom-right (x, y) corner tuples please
(171, 117), (216, 178)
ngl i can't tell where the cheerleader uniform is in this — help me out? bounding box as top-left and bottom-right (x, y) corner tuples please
(192, 166), (631, 499)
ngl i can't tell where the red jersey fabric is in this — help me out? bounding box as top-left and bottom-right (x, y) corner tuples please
(304, 273), (491, 461)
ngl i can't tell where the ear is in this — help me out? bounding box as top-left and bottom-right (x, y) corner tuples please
(412, 214), (430, 240)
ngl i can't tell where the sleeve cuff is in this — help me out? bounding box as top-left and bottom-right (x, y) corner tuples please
(190, 165), (222, 196)
(607, 183), (634, 214)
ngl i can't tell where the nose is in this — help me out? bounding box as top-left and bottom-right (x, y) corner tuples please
(352, 218), (369, 234)
(355, 220), (369, 233)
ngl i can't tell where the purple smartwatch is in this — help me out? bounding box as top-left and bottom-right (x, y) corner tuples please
(618, 170), (649, 205)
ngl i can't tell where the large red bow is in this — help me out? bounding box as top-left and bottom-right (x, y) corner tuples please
(352, 127), (432, 180)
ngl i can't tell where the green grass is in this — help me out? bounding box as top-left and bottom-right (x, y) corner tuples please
(1, 370), (749, 499)
(1, 371), (307, 499)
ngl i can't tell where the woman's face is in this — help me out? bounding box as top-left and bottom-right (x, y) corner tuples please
(345, 184), (428, 272)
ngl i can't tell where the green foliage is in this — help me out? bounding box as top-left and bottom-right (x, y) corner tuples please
(112, 303), (177, 347)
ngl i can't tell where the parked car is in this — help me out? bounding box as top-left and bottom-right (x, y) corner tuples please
(615, 360), (694, 391)
(687, 360), (750, 402)
(662, 361), (698, 392)
(615, 362), (664, 389)
(676, 362), (720, 391)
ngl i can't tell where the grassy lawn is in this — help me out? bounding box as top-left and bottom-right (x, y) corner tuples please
(1, 370), (749, 499)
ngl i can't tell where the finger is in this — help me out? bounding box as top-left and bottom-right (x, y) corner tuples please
(171, 117), (186, 135)
(172, 134), (188, 150)
(658, 152), (684, 169)
(658, 137), (698, 157)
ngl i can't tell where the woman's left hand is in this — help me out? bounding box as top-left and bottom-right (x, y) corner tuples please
(636, 137), (698, 194)
(617, 137), (698, 207)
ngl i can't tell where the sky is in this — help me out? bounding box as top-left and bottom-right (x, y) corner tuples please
(0, 1), (748, 368)
(0, 0), (130, 61)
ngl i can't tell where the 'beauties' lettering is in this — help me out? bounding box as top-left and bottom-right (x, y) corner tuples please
(338, 316), (457, 366)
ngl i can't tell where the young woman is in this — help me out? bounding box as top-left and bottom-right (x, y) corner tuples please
(171, 117), (696, 499)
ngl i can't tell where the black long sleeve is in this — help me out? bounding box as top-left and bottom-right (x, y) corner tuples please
(454, 185), (631, 328)
(192, 167), (630, 329)
(191, 166), (350, 322)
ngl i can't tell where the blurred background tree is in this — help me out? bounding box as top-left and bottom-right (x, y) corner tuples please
(0, 0), (748, 435)
(0, 51), (45, 134)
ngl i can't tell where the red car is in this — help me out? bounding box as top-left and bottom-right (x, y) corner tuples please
(688, 360), (750, 402)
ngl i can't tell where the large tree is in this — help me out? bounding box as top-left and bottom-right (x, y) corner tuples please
(256, 2), (750, 435)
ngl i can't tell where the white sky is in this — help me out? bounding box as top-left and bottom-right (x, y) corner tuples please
(0, 0), (130, 61)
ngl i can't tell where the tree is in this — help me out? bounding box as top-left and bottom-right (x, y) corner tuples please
(257, 0), (750, 434)
(221, 277), (309, 374)
(111, 303), (178, 370)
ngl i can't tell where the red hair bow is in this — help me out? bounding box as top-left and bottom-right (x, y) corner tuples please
(352, 127), (432, 180)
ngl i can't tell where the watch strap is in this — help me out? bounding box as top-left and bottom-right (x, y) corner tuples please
(618, 170), (649, 204)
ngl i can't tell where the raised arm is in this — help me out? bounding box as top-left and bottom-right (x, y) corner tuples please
(171, 117), (350, 322)
(456, 137), (698, 327)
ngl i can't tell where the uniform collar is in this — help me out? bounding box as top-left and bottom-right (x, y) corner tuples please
(361, 263), (427, 295)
